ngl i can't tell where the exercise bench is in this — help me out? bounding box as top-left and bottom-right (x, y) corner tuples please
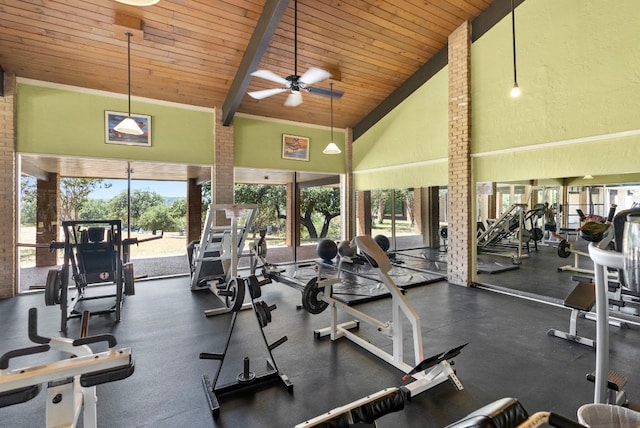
(547, 282), (596, 347)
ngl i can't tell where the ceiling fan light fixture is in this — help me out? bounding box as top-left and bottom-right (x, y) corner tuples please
(114, 0), (160, 6)
(284, 91), (303, 107)
(115, 32), (144, 136)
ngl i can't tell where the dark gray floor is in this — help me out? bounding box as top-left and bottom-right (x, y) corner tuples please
(2, 261), (640, 427)
(4, 237), (640, 427)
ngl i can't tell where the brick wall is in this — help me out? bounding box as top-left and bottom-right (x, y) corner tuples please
(212, 107), (234, 226)
(447, 21), (473, 286)
(0, 72), (17, 299)
(186, 178), (202, 243)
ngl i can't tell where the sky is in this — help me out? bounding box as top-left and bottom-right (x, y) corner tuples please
(91, 179), (187, 200)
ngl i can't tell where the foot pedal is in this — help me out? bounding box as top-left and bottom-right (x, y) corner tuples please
(587, 370), (628, 391)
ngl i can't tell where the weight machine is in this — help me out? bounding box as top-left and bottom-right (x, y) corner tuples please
(0, 308), (134, 428)
(188, 204), (257, 316)
(303, 235), (466, 399)
(477, 204), (529, 264)
(45, 220), (149, 332)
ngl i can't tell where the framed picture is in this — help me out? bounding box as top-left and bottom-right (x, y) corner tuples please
(105, 111), (152, 146)
(282, 134), (309, 161)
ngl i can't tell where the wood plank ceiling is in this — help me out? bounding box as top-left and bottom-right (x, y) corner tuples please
(1, 0), (495, 182)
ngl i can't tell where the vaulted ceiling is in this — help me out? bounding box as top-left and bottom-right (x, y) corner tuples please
(2, 0), (503, 182)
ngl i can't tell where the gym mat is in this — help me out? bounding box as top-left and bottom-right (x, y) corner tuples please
(336, 259), (446, 289)
(393, 248), (520, 275)
(263, 260), (393, 305)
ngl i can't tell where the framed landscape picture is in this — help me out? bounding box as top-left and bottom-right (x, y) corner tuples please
(105, 111), (152, 146)
(282, 134), (309, 161)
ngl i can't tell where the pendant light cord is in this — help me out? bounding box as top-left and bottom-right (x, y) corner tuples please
(126, 32), (133, 117)
(511, 0), (517, 84)
(330, 83), (334, 141)
(293, 0), (298, 77)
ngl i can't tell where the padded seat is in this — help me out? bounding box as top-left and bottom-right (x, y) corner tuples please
(445, 398), (528, 428)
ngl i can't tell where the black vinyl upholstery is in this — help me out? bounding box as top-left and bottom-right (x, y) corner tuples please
(445, 398), (529, 428)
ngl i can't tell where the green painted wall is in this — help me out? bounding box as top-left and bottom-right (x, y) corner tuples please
(17, 83), (214, 164)
(353, 68), (448, 190)
(471, 0), (640, 182)
(352, 1), (640, 190)
(234, 115), (345, 173)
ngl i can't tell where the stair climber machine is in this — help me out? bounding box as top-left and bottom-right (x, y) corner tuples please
(188, 204), (257, 316)
(297, 235), (467, 426)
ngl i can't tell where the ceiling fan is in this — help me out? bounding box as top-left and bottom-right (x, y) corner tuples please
(248, 0), (344, 107)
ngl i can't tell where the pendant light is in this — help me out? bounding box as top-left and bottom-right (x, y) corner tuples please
(114, 0), (160, 6)
(323, 83), (341, 155)
(114, 32), (144, 136)
(510, 0), (521, 98)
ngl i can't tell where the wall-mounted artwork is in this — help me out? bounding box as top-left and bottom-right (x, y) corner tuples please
(105, 111), (152, 146)
(282, 134), (309, 161)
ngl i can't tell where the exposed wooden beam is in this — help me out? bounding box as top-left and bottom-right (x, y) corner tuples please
(222, 0), (291, 126)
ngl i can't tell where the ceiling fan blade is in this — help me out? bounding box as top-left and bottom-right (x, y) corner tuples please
(306, 87), (344, 99)
(284, 91), (303, 107)
(250, 69), (290, 86)
(248, 87), (288, 100)
(299, 67), (331, 86)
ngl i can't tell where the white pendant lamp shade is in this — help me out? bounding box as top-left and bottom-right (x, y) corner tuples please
(323, 83), (341, 154)
(323, 142), (341, 155)
(115, 32), (144, 136)
(114, 117), (144, 135)
(114, 0), (160, 6)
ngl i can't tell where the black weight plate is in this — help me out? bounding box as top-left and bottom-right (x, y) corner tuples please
(225, 277), (246, 312)
(124, 262), (135, 296)
(255, 300), (271, 328)
(440, 226), (448, 240)
(557, 240), (572, 258)
(301, 277), (329, 315)
(44, 269), (61, 306)
(531, 227), (544, 242)
(247, 275), (261, 299)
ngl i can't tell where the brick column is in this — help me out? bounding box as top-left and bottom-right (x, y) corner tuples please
(186, 178), (202, 243)
(35, 173), (60, 267)
(285, 181), (300, 247)
(447, 21), (473, 286)
(0, 72), (17, 299)
(212, 107), (234, 226)
(356, 190), (372, 237)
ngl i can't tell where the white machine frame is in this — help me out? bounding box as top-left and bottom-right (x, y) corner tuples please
(190, 204), (257, 316)
(0, 313), (133, 428)
(588, 241), (629, 405)
(313, 235), (463, 397)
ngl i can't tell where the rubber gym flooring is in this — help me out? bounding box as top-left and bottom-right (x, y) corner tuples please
(2, 240), (640, 427)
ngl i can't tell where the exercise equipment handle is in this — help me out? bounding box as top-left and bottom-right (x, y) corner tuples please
(72, 334), (117, 349)
(606, 204), (617, 223)
(548, 412), (586, 428)
(28, 308), (50, 345)
(0, 345), (50, 370)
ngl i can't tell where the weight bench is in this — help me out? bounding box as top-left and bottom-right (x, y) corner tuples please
(547, 282), (596, 348)
(445, 397), (584, 428)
